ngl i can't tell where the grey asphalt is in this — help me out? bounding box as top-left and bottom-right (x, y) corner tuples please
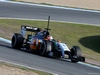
(0, 1), (100, 25)
(0, 41), (100, 75)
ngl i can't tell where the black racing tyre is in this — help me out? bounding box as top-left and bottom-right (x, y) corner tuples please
(39, 41), (46, 55)
(70, 46), (82, 57)
(65, 51), (72, 59)
(39, 41), (52, 56)
(11, 33), (24, 49)
(70, 46), (82, 63)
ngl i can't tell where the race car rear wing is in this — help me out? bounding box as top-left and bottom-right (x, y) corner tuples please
(20, 16), (51, 36)
(20, 25), (41, 36)
(21, 25), (40, 32)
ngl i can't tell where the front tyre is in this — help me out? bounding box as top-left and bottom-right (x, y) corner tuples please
(11, 33), (24, 49)
(70, 46), (82, 63)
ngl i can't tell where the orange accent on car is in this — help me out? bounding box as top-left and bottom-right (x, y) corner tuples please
(30, 39), (36, 50)
(30, 39), (41, 50)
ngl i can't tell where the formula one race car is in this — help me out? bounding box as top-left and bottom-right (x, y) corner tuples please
(11, 16), (85, 63)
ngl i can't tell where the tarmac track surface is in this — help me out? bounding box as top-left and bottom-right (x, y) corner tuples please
(0, 1), (100, 25)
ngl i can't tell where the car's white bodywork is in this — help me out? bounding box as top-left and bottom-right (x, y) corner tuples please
(57, 43), (70, 57)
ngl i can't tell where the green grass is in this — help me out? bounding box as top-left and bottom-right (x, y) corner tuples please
(0, 19), (100, 63)
(0, 62), (53, 75)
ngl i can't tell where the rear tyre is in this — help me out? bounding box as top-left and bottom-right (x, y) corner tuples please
(11, 33), (24, 49)
(70, 46), (82, 63)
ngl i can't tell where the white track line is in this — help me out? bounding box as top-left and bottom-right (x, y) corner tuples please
(78, 62), (100, 70)
(0, 37), (11, 43)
